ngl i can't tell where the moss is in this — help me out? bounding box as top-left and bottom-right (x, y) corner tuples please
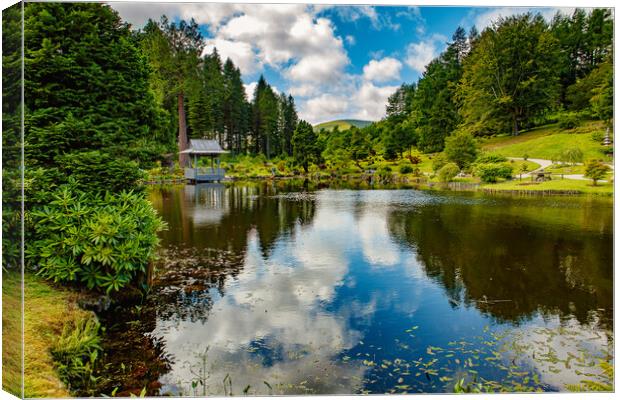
(3, 271), (96, 398)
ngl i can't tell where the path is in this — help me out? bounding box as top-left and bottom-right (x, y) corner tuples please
(508, 157), (613, 182)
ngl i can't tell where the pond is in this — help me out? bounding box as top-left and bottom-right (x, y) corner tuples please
(97, 181), (613, 395)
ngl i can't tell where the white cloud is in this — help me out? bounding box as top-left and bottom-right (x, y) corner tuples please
(345, 35), (356, 46)
(288, 84), (319, 98)
(352, 82), (399, 121)
(302, 94), (349, 123)
(203, 38), (258, 75)
(363, 57), (402, 83)
(244, 81), (257, 100)
(405, 34), (447, 73)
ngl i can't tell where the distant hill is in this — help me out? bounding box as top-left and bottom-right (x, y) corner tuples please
(314, 119), (372, 132)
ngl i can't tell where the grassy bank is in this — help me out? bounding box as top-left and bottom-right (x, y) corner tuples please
(2, 272), (96, 398)
(481, 177), (613, 195)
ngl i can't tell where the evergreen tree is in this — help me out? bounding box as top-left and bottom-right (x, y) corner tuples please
(23, 2), (161, 191)
(222, 59), (248, 153)
(292, 120), (320, 173)
(142, 15), (204, 166)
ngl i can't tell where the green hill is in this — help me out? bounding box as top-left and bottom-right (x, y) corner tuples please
(314, 119), (372, 132)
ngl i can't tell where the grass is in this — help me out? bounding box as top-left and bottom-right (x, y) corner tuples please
(544, 163), (587, 175)
(314, 119), (372, 132)
(481, 121), (610, 161)
(2, 271), (95, 398)
(481, 177), (613, 195)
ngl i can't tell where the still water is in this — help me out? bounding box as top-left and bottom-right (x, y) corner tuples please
(114, 182), (612, 395)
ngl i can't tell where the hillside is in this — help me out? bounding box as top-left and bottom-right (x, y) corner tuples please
(480, 120), (611, 161)
(314, 119), (372, 132)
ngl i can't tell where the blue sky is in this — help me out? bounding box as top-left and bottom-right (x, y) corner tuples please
(110, 3), (576, 124)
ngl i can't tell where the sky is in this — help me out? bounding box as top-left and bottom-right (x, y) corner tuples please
(109, 3), (577, 124)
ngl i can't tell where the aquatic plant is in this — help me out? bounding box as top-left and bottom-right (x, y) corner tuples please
(566, 361), (613, 392)
(51, 314), (101, 393)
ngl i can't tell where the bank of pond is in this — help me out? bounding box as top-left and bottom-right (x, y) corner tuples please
(4, 181), (613, 396)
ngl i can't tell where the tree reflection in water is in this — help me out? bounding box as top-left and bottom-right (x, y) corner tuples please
(100, 183), (611, 395)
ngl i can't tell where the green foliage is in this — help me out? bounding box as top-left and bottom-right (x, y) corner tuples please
(437, 162), (460, 182)
(431, 153), (449, 173)
(55, 151), (146, 194)
(459, 14), (560, 136)
(560, 147), (584, 164)
(475, 163), (514, 183)
(51, 314), (101, 392)
(399, 165), (414, 174)
(444, 132), (478, 169)
(558, 113), (581, 130)
(24, 3), (163, 177)
(475, 153), (508, 164)
(583, 159), (610, 185)
(27, 185), (165, 293)
(292, 120), (322, 173)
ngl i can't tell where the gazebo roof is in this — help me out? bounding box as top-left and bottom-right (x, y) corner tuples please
(180, 139), (228, 155)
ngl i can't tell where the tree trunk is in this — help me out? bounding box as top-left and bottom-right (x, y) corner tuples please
(178, 92), (189, 167)
(512, 113), (520, 136)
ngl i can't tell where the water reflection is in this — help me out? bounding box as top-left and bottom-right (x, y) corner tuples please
(140, 184), (612, 395)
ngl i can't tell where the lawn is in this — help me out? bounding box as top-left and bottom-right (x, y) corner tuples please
(2, 272), (93, 398)
(544, 163), (587, 175)
(481, 177), (613, 195)
(481, 121), (610, 161)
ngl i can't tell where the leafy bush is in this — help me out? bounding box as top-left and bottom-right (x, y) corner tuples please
(27, 184), (165, 293)
(399, 165), (414, 174)
(377, 165), (393, 182)
(51, 314), (101, 392)
(600, 146), (613, 157)
(475, 163), (514, 183)
(558, 113), (581, 130)
(431, 153), (448, 173)
(437, 162), (460, 182)
(475, 153), (507, 164)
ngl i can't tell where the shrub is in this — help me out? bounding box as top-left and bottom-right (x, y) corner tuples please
(377, 165), (393, 182)
(475, 153), (508, 164)
(558, 113), (581, 130)
(27, 184), (166, 293)
(475, 163), (514, 183)
(584, 159), (611, 186)
(399, 165), (414, 174)
(437, 162), (460, 182)
(431, 153), (448, 173)
(600, 146), (614, 157)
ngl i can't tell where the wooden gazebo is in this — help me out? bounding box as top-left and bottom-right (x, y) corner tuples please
(180, 139), (228, 183)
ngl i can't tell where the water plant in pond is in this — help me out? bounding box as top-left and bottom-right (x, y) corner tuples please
(51, 314), (102, 394)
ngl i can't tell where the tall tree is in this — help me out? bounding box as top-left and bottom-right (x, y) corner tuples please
(292, 120), (321, 173)
(458, 14), (560, 136)
(23, 2), (160, 190)
(142, 16), (204, 166)
(222, 58), (248, 153)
